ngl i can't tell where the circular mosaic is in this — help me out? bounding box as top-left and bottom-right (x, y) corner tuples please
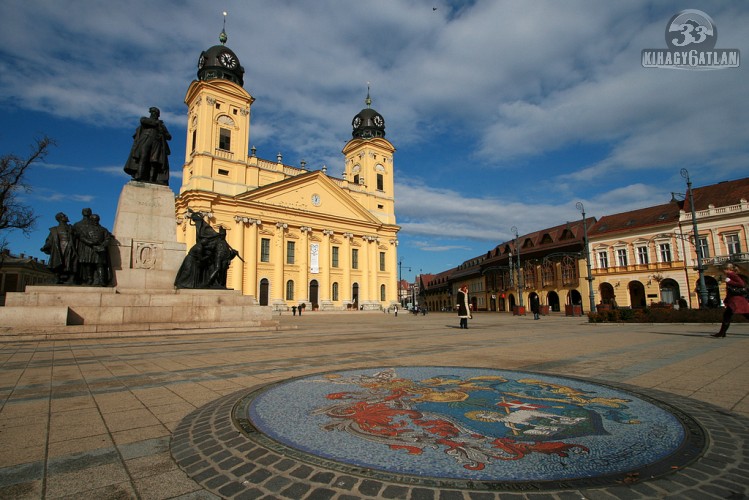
(232, 366), (706, 489)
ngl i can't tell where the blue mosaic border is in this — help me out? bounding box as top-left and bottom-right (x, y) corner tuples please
(232, 366), (707, 491)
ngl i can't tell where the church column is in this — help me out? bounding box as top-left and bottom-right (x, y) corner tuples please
(273, 222), (288, 305)
(230, 217), (244, 291)
(342, 233), (353, 304)
(389, 238), (398, 304)
(300, 226), (311, 302)
(360, 236), (370, 305)
(244, 219), (260, 297)
(320, 230), (334, 303)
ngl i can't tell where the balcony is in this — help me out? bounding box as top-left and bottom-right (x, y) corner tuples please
(702, 252), (749, 267)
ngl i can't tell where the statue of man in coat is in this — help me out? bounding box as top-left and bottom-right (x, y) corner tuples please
(124, 107), (172, 185)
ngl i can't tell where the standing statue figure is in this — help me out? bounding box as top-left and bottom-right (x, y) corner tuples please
(40, 212), (78, 284)
(72, 207), (94, 284)
(124, 107), (172, 185)
(76, 214), (114, 286)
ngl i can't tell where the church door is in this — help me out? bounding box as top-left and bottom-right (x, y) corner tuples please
(259, 278), (269, 306)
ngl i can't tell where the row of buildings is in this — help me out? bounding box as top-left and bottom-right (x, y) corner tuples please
(419, 177), (749, 313)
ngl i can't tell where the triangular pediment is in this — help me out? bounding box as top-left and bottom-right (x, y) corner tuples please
(234, 171), (382, 225)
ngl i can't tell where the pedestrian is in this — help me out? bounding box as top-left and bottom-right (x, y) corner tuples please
(712, 263), (749, 338)
(394, 305), (398, 317)
(292, 306), (297, 316)
(457, 284), (471, 329)
(530, 294), (540, 320)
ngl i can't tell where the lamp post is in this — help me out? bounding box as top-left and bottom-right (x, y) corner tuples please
(511, 226), (523, 308)
(681, 168), (709, 308)
(576, 202), (596, 313)
(398, 260), (411, 308)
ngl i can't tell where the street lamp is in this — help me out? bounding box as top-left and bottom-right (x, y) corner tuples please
(398, 260), (411, 308)
(511, 226), (523, 308)
(681, 168), (709, 308)
(576, 202), (596, 313)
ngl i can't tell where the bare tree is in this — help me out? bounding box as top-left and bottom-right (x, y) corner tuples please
(0, 136), (55, 245)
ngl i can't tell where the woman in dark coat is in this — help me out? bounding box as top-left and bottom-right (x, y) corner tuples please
(457, 284), (471, 329)
(713, 263), (749, 338)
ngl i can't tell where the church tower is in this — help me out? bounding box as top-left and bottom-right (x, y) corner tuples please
(180, 27), (254, 197)
(342, 89), (396, 226)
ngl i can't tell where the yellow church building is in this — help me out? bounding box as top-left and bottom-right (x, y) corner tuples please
(175, 31), (400, 310)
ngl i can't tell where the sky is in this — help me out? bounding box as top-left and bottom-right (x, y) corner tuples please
(1, 0), (747, 283)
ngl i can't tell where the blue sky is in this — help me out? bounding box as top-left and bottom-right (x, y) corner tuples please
(1, 1), (747, 283)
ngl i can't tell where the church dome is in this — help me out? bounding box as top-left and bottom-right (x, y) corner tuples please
(352, 90), (385, 139)
(197, 29), (245, 87)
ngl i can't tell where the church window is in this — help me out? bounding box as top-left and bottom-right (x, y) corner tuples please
(377, 173), (384, 191)
(286, 241), (295, 264)
(191, 130), (196, 152)
(219, 128), (231, 150)
(218, 169), (229, 176)
(352, 249), (359, 269)
(353, 174), (360, 184)
(379, 252), (385, 271)
(261, 238), (270, 262)
(332, 282), (339, 301)
(380, 284), (386, 301)
(332, 246), (339, 267)
(215, 102), (221, 109)
(286, 280), (294, 300)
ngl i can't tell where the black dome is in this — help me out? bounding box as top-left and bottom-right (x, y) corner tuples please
(197, 39), (245, 87)
(352, 92), (385, 139)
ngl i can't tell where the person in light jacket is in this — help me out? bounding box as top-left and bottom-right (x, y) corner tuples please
(457, 284), (471, 329)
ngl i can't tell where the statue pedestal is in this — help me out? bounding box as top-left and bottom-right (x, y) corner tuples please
(0, 181), (277, 339)
(110, 181), (185, 290)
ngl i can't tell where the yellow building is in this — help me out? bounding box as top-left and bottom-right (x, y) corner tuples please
(175, 32), (400, 310)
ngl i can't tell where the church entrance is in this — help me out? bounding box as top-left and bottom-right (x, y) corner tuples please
(309, 280), (319, 309)
(352, 283), (359, 310)
(259, 278), (269, 306)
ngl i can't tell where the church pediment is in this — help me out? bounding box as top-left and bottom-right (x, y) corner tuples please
(234, 172), (382, 225)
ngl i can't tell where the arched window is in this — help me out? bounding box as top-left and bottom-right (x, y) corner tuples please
(285, 280), (294, 300)
(332, 282), (339, 301)
(380, 284), (386, 301)
(541, 261), (555, 287)
(561, 255), (578, 285)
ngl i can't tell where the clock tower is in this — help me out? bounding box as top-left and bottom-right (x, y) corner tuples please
(180, 27), (254, 196)
(342, 89), (396, 225)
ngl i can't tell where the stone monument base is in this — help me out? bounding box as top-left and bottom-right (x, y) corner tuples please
(0, 285), (277, 340)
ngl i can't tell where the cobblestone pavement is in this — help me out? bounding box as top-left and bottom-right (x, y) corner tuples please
(0, 312), (747, 499)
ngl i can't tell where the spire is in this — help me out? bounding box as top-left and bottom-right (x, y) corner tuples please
(365, 82), (372, 108)
(219, 11), (228, 45)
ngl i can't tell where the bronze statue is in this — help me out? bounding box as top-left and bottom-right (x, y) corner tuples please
(72, 208), (94, 284)
(175, 211), (239, 289)
(76, 214), (113, 286)
(124, 107), (172, 185)
(41, 212), (78, 284)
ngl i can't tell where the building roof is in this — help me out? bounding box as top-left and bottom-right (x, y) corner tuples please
(590, 203), (679, 236)
(590, 176), (749, 237)
(684, 176), (749, 212)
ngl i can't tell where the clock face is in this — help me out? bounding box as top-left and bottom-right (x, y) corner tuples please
(373, 115), (384, 127)
(219, 52), (238, 69)
(198, 54), (205, 69)
(311, 194), (321, 206)
(352, 116), (362, 129)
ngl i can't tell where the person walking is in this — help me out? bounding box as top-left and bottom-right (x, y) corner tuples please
(713, 263), (749, 338)
(530, 294), (540, 320)
(457, 284), (471, 329)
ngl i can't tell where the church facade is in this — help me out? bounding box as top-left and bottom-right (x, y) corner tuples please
(175, 32), (400, 310)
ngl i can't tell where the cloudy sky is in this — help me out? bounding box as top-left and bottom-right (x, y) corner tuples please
(1, 0), (747, 281)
